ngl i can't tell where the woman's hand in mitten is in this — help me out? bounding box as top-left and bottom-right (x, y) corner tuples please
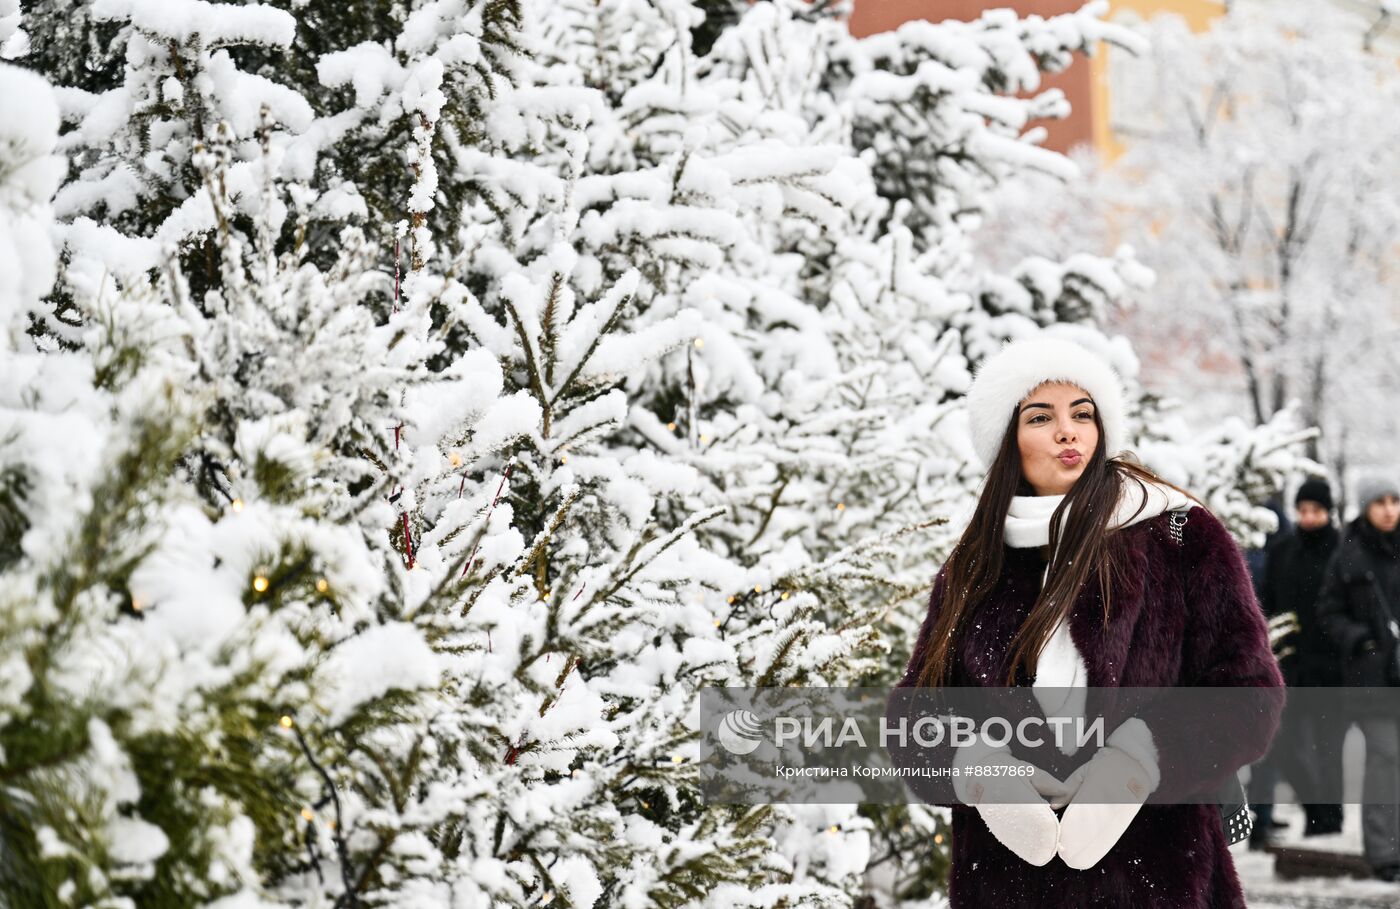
(1054, 718), (1160, 871)
(953, 739), (1069, 867)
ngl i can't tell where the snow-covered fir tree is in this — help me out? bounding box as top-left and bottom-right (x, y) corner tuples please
(0, 11), (540, 906)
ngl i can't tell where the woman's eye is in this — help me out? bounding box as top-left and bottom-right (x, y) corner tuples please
(1028, 412), (1091, 423)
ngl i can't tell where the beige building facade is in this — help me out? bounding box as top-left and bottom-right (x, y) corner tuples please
(847, 1), (1227, 157)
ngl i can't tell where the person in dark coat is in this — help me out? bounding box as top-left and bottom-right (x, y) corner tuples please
(885, 336), (1285, 908)
(1316, 474), (1400, 880)
(1244, 495), (1295, 846)
(1269, 479), (1345, 689)
(1254, 478), (1345, 840)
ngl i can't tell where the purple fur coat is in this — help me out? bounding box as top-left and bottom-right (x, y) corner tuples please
(887, 506), (1285, 908)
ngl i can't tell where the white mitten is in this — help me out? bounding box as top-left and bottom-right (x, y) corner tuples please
(1054, 718), (1161, 870)
(953, 737), (1070, 866)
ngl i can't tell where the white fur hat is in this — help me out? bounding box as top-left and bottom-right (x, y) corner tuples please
(965, 336), (1127, 470)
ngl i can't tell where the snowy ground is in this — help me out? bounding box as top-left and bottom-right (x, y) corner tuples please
(1234, 803), (1400, 907)
(1236, 724), (1400, 907)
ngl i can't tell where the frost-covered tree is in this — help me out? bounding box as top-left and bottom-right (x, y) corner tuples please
(2, 53), (514, 909)
(982, 5), (1400, 496)
(10, 0), (805, 904)
(1, 4), (533, 906)
(26, 0), (526, 304)
(0, 58), (223, 906)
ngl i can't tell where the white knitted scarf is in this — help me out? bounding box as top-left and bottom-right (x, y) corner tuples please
(1005, 479), (1194, 550)
(1005, 479), (1193, 754)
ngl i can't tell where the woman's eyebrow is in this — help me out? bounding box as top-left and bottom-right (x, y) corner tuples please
(1022, 398), (1094, 411)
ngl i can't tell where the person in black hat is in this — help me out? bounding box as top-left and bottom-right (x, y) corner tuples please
(1250, 478), (1345, 846)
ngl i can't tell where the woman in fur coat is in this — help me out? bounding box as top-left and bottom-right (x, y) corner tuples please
(885, 337), (1285, 908)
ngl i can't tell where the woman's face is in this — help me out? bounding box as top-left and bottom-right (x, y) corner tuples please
(1015, 381), (1099, 497)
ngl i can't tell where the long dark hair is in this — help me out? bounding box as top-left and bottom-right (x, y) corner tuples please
(914, 401), (1200, 688)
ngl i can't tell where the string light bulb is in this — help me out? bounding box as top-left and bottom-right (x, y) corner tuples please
(836, 502), (845, 511)
(666, 422), (676, 431)
(726, 595), (735, 604)
(671, 754), (683, 764)
(753, 584), (762, 593)
(448, 451), (462, 467)
(780, 591), (790, 600)
(934, 833), (943, 844)
(279, 715), (294, 729)
(560, 455), (568, 464)
(300, 807), (315, 822)
(828, 824), (840, 833)
(130, 596), (144, 613)
(315, 578), (329, 593)
(699, 434), (708, 443)
(231, 498), (244, 513)
(693, 338), (704, 349)
(252, 575), (270, 593)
